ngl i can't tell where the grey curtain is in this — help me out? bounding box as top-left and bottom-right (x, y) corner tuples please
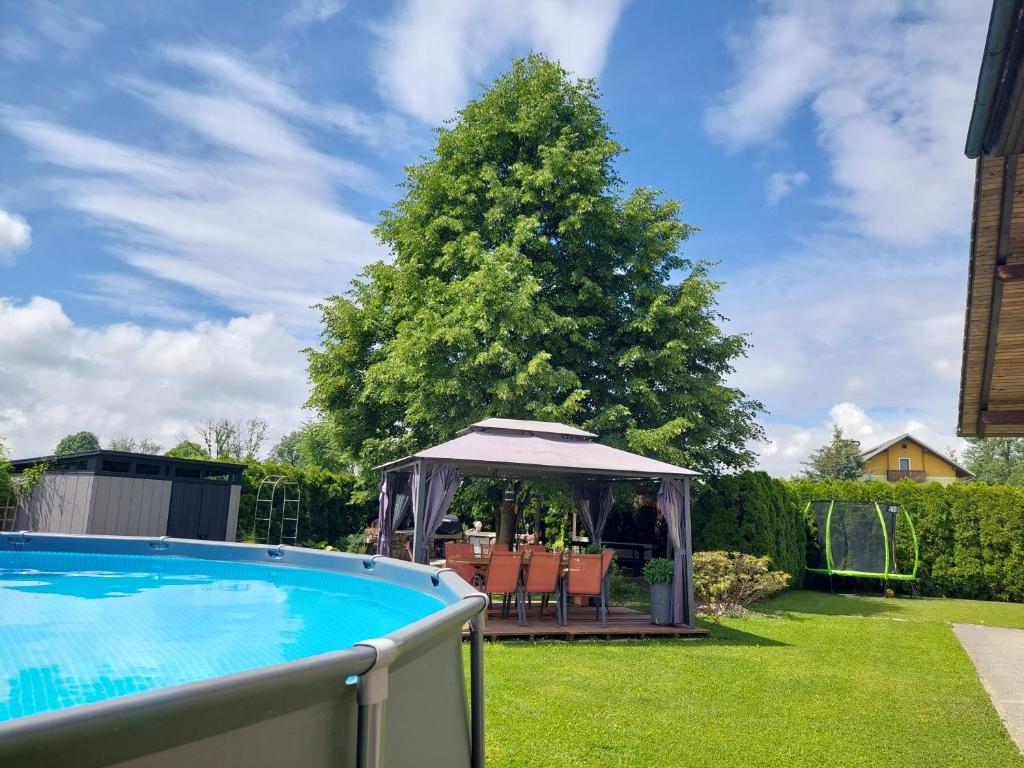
(377, 473), (392, 557)
(376, 472), (412, 557)
(657, 478), (687, 625)
(414, 464), (461, 563)
(571, 482), (613, 545)
(392, 474), (412, 530)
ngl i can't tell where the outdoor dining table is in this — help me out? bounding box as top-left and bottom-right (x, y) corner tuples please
(447, 551), (580, 625)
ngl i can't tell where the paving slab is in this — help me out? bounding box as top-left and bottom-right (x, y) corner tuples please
(954, 623), (1024, 752)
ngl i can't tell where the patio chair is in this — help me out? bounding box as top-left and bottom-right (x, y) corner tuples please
(445, 542), (480, 587)
(521, 550), (562, 623)
(482, 550), (526, 625)
(563, 550), (614, 627)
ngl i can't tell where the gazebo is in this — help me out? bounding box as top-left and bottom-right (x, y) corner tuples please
(375, 418), (700, 627)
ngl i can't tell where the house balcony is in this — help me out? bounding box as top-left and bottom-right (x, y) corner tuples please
(887, 469), (928, 483)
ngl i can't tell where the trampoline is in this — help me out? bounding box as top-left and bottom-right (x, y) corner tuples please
(805, 500), (920, 582)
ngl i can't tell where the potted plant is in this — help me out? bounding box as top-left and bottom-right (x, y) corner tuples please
(643, 557), (674, 625)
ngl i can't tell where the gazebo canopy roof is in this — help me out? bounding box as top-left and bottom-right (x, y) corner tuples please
(375, 418), (699, 480)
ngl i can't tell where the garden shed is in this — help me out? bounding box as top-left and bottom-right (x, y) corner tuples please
(375, 418), (701, 626)
(5, 450), (244, 542)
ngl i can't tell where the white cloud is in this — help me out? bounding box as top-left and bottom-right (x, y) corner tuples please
(0, 1), (104, 62)
(0, 210), (31, 261)
(373, 0), (626, 123)
(156, 45), (409, 150)
(705, 1), (987, 246)
(71, 273), (203, 324)
(2, 46), (387, 327)
(766, 170), (809, 205)
(719, 234), (968, 476)
(755, 402), (967, 479)
(0, 28), (40, 63)
(284, 0), (345, 26)
(0, 297), (309, 458)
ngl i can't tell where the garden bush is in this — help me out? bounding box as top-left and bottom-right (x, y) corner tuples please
(691, 472), (806, 585)
(237, 461), (374, 547)
(787, 479), (1024, 601)
(692, 551), (789, 609)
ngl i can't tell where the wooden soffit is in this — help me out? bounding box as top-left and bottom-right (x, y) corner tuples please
(959, 153), (1024, 435)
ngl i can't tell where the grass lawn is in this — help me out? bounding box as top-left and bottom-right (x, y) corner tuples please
(475, 590), (1024, 768)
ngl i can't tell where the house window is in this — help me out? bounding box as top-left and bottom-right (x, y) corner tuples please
(101, 460), (131, 474)
(898, 457), (911, 472)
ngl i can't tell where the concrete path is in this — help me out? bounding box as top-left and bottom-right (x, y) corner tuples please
(954, 623), (1024, 752)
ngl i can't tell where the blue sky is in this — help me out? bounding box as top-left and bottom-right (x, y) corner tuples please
(0, 0), (991, 473)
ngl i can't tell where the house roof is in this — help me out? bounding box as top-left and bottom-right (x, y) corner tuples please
(966, 0), (1024, 158)
(375, 418), (698, 480)
(859, 433), (975, 478)
(960, 0), (1024, 436)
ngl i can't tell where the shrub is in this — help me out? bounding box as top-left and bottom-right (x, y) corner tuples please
(643, 557), (674, 584)
(237, 461), (374, 546)
(692, 551), (789, 608)
(342, 532), (370, 554)
(692, 472), (806, 585)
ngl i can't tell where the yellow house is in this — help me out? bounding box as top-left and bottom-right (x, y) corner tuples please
(859, 433), (974, 486)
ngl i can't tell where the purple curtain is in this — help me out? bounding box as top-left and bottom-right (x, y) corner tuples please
(376, 472), (412, 557)
(571, 482), (613, 545)
(657, 478), (687, 625)
(414, 464), (461, 563)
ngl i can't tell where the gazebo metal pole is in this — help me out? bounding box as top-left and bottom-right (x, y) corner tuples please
(411, 460), (430, 564)
(681, 476), (696, 627)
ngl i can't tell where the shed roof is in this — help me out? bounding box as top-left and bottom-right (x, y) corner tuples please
(376, 419), (698, 480)
(10, 449), (245, 473)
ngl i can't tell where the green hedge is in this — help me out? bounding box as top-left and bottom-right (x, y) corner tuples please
(236, 461), (374, 546)
(787, 479), (1024, 602)
(691, 472), (807, 586)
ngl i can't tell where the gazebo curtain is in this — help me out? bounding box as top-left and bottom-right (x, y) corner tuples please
(657, 478), (688, 626)
(571, 482), (613, 544)
(419, 464), (461, 555)
(376, 471), (411, 557)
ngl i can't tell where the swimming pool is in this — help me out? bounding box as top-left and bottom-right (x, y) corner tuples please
(0, 533), (486, 768)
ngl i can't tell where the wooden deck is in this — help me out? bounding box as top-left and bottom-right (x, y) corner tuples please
(463, 605), (710, 641)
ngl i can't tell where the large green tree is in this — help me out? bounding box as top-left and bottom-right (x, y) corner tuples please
(164, 440), (209, 460)
(801, 425), (863, 480)
(963, 437), (1024, 485)
(54, 431), (100, 455)
(0, 439), (12, 502)
(307, 55), (763, 473)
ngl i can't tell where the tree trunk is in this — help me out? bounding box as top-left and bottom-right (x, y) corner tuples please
(496, 500), (517, 550)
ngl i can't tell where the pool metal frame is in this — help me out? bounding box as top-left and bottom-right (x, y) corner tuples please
(0, 532), (488, 768)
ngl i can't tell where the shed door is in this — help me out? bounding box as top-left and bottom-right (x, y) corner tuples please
(166, 482), (201, 538)
(197, 483), (230, 541)
(166, 482), (229, 540)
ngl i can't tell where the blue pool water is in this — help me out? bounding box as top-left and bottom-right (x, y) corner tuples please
(0, 550), (445, 722)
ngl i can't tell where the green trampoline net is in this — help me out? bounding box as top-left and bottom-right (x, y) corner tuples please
(808, 500), (919, 580)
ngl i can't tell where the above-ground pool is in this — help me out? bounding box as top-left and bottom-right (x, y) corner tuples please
(0, 533), (486, 768)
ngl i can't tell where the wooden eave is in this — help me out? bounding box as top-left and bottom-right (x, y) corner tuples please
(959, 154), (1024, 435)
